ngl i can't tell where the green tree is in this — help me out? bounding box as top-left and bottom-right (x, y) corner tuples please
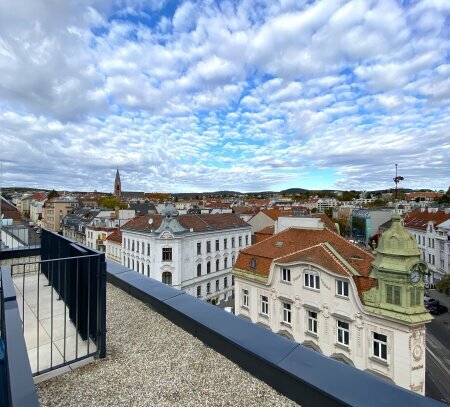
(47, 189), (59, 200)
(99, 196), (126, 209)
(438, 187), (450, 204)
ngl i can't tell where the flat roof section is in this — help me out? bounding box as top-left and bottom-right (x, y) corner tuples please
(37, 283), (298, 407)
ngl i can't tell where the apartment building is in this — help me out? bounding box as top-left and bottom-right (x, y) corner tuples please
(404, 208), (450, 284)
(121, 204), (251, 304)
(233, 212), (432, 394)
(42, 197), (79, 232)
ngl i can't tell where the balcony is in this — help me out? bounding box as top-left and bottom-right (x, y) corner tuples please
(0, 226), (445, 406)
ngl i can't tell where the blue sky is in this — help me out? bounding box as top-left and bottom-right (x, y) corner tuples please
(0, 0), (449, 193)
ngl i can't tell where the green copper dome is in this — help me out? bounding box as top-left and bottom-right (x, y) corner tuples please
(371, 210), (420, 274)
(376, 212), (420, 257)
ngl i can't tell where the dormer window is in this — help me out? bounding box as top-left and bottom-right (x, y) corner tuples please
(250, 258), (257, 269)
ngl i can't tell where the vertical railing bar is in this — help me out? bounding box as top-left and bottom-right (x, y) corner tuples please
(87, 256), (90, 356)
(50, 260), (53, 370)
(22, 264), (25, 330)
(63, 258), (67, 363)
(96, 254), (100, 356)
(75, 257), (79, 360)
(37, 261), (40, 374)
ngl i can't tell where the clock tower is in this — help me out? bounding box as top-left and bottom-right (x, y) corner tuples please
(363, 210), (432, 323)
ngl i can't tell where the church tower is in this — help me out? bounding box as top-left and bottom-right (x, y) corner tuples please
(114, 168), (121, 199)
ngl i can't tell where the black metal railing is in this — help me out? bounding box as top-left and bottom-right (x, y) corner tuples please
(7, 229), (106, 376)
(0, 267), (39, 407)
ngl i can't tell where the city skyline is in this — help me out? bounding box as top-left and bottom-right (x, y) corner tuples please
(0, 0), (449, 192)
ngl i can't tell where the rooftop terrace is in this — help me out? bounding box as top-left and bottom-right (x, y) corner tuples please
(38, 283), (296, 407)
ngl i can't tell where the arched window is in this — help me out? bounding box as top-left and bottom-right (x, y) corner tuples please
(197, 264), (202, 277)
(232, 256), (235, 266)
(147, 264), (150, 277)
(162, 272), (172, 286)
(216, 259), (219, 271)
(207, 262), (211, 274)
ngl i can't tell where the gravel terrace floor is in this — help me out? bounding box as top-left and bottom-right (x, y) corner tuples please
(37, 283), (299, 407)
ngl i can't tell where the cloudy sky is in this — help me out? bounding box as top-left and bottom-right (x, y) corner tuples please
(0, 0), (449, 193)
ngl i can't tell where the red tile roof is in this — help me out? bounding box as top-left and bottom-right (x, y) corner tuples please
(123, 213), (249, 233)
(106, 228), (122, 243)
(235, 227), (376, 300)
(405, 192), (443, 201)
(0, 197), (22, 223)
(404, 209), (450, 231)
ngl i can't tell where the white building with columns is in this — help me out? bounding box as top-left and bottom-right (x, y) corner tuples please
(121, 204), (251, 304)
(233, 212), (432, 394)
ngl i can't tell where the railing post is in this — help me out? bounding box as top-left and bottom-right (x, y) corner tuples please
(97, 253), (107, 359)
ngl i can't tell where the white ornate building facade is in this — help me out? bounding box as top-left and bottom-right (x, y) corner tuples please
(233, 213), (432, 394)
(121, 204), (251, 304)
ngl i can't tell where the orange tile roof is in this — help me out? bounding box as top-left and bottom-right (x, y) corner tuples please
(405, 192), (443, 200)
(261, 209), (292, 221)
(123, 213), (249, 233)
(106, 228), (122, 243)
(235, 227), (376, 299)
(404, 209), (450, 231)
(257, 225), (275, 235)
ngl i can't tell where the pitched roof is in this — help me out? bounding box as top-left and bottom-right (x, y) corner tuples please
(261, 209), (291, 220)
(257, 225), (275, 235)
(405, 191), (442, 200)
(106, 228), (122, 243)
(123, 213), (249, 233)
(404, 209), (450, 231)
(235, 227), (376, 300)
(1, 196), (22, 222)
(236, 228), (374, 278)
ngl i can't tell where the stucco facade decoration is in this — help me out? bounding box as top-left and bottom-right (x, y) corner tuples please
(233, 209), (432, 394)
(121, 204), (251, 304)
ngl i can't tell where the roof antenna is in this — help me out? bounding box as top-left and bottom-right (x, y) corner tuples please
(393, 164), (404, 202)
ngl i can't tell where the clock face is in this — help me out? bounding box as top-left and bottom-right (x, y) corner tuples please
(410, 270), (420, 284)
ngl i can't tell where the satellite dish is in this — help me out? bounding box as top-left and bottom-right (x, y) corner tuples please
(148, 218), (153, 225)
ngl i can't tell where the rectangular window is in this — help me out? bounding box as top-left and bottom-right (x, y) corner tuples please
(206, 241), (211, 253)
(216, 280), (219, 292)
(147, 243), (150, 256)
(282, 302), (292, 324)
(162, 248), (172, 261)
(224, 257), (228, 269)
(197, 242), (201, 255)
(336, 280), (349, 297)
(304, 272), (320, 290)
(373, 332), (387, 361)
(261, 295), (269, 315)
(239, 236), (242, 247)
(245, 235), (249, 246)
(196, 286), (201, 297)
(386, 285), (401, 305)
(232, 237), (235, 248)
(243, 289), (249, 307)
(410, 287), (421, 306)
(136, 241), (139, 253)
(308, 311), (318, 334)
(215, 239), (219, 251)
(224, 277), (228, 288)
(224, 238), (228, 249)
(337, 320), (349, 346)
(142, 242), (144, 254)
(206, 282), (211, 294)
(281, 268), (291, 282)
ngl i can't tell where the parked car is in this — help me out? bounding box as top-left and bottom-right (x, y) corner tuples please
(428, 304), (448, 315)
(424, 297), (439, 309)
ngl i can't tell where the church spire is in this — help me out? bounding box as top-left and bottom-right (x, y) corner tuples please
(114, 168), (121, 199)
